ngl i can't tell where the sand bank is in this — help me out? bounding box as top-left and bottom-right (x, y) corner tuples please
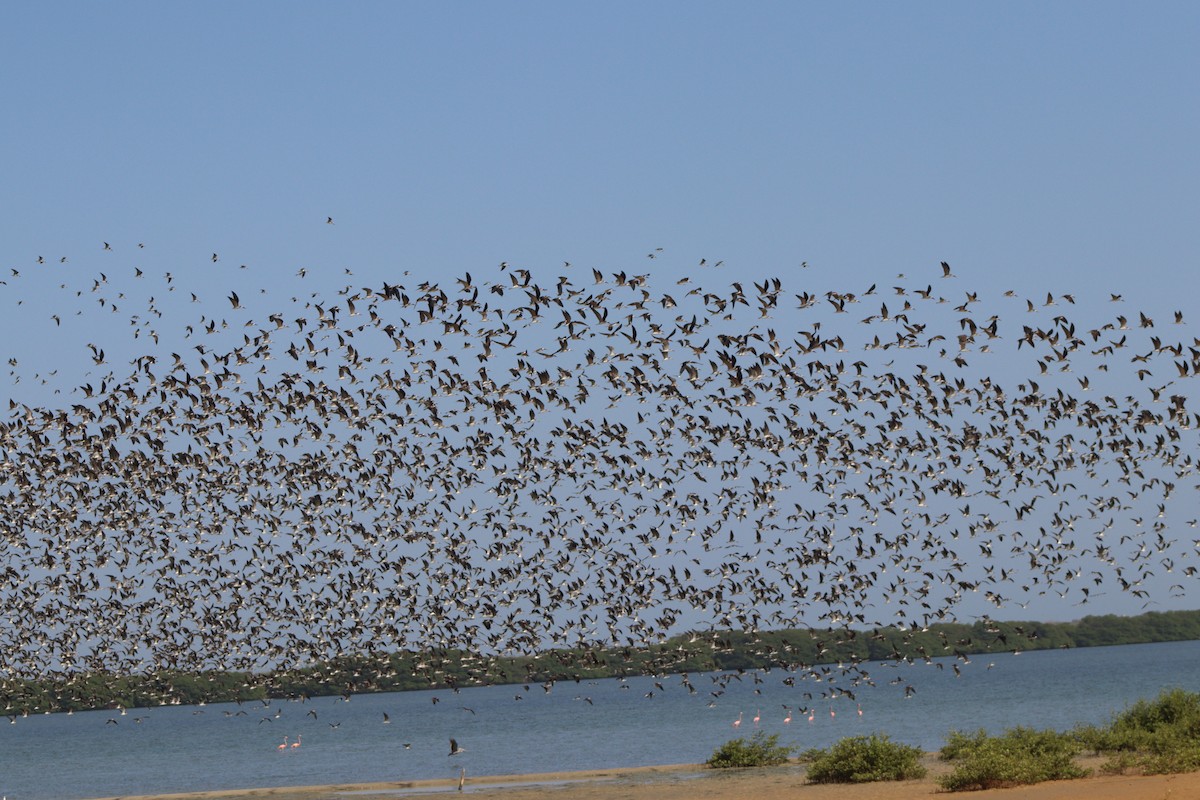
(89, 757), (1200, 800)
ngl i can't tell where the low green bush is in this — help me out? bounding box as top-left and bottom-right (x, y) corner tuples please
(1115, 688), (1200, 733)
(1091, 689), (1200, 775)
(1072, 721), (1139, 754)
(804, 734), (926, 783)
(937, 726), (1088, 791)
(795, 746), (827, 763)
(706, 731), (795, 768)
(940, 728), (990, 761)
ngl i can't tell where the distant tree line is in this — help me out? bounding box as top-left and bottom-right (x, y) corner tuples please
(5, 609), (1198, 715)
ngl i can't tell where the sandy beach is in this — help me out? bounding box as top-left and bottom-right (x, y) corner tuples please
(88, 757), (1200, 800)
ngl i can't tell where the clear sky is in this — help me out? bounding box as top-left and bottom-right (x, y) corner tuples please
(4, 1), (1200, 660)
(5, 3), (1197, 295)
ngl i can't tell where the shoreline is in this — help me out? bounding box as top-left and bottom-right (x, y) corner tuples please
(86, 756), (1200, 800)
(88, 763), (707, 799)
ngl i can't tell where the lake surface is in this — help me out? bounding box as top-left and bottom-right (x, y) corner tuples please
(3, 639), (1199, 800)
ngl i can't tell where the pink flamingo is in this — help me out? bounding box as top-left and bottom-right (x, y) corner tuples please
(807, 709), (815, 723)
(830, 706), (836, 719)
(277, 736), (288, 751)
(783, 709), (793, 724)
(732, 711), (743, 729)
(291, 734), (301, 748)
(857, 704), (863, 717)
(752, 709), (761, 727)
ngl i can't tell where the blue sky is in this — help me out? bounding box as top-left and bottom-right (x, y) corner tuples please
(6, 3), (1197, 294)
(4, 2), (1200, 647)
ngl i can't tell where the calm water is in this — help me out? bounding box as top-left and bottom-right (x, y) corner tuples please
(3, 640), (1199, 800)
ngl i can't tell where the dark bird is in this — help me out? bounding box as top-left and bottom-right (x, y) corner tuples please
(0, 245), (1194, 716)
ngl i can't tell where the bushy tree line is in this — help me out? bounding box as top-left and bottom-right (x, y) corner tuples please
(6, 610), (1200, 714)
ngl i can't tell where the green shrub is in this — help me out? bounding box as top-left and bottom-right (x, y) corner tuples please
(1072, 721), (1134, 754)
(937, 726), (1088, 791)
(1114, 688), (1200, 734)
(804, 734), (927, 783)
(706, 731), (795, 768)
(1098, 750), (1140, 775)
(1084, 689), (1200, 775)
(795, 746), (827, 763)
(940, 728), (990, 761)
(1124, 736), (1200, 775)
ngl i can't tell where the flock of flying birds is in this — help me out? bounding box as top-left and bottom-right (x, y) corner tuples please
(2, 237), (1199, 705)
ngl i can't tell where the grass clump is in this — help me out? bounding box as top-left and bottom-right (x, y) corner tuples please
(706, 730), (795, 768)
(938, 726), (1088, 791)
(803, 734), (926, 784)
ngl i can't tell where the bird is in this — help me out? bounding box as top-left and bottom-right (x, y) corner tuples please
(0, 244), (1195, 724)
(449, 738), (465, 756)
(277, 736), (288, 751)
